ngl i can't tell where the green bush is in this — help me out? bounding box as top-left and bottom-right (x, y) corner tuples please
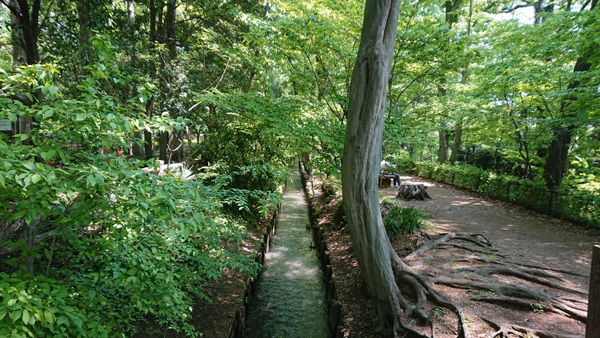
(392, 158), (417, 174)
(383, 206), (431, 239)
(0, 49), (266, 337)
(453, 166), (485, 191)
(416, 162), (434, 178)
(0, 273), (110, 338)
(321, 176), (341, 202)
(431, 164), (455, 185)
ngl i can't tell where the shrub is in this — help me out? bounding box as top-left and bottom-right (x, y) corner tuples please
(412, 162), (600, 229)
(383, 206), (431, 239)
(331, 199), (346, 229)
(0, 273), (111, 338)
(321, 176), (341, 202)
(0, 54), (264, 337)
(392, 158), (417, 174)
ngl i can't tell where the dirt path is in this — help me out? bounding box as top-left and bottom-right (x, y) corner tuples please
(376, 175), (598, 336)
(314, 173), (598, 337)
(394, 175), (597, 291)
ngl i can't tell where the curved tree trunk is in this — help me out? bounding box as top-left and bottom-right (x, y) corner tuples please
(342, 3), (473, 337)
(341, 0), (406, 335)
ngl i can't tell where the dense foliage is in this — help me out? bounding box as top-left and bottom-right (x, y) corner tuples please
(0, 0), (599, 335)
(383, 205), (431, 239)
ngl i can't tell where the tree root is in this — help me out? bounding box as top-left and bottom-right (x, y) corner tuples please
(437, 243), (506, 257)
(481, 316), (582, 338)
(434, 276), (587, 322)
(406, 233), (493, 261)
(390, 256), (472, 338)
(366, 229), (587, 337)
(452, 267), (587, 296)
(497, 260), (589, 278)
(471, 295), (585, 318)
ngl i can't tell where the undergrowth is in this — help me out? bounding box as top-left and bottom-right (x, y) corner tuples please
(383, 206), (431, 239)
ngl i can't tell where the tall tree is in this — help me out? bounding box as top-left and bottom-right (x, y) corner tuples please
(543, 2), (598, 190)
(1, 0), (40, 65)
(437, 0), (462, 163)
(449, 0), (473, 164)
(76, 0), (91, 66)
(342, 1), (470, 336)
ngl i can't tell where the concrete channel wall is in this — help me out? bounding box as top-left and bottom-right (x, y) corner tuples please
(300, 163), (344, 338)
(226, 164), (343, 337)
(227, 197), (282, 337)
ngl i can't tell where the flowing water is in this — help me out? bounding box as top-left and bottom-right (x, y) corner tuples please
(244, 169), (329, 338)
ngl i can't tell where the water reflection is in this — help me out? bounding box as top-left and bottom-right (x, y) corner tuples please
(244, 171), (328, 338)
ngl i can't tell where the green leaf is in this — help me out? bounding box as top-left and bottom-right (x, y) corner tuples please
(44, 310), (54, 324)
(56, 316), (69, 326)
(86, 175), (96, 187)
(10, 310), (22, 323)
(22, 309), (29, 324)
(31, 174), (41, 184)
(48, 85), (58, 96)
(72, 316), (83, 328)
(193, 212), (204, 223)
(181, 224), (190, 237)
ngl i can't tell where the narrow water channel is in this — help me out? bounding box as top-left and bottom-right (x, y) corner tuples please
(244, 168), (329, 337)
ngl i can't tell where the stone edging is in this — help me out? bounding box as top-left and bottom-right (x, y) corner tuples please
(299, 163), (344, 338)
(227, 189), (284, 337)
(227, 165), (342, 337)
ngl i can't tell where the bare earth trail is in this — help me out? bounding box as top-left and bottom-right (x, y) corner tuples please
(396, 175), (596, 288)
(378, 175), (599, 336)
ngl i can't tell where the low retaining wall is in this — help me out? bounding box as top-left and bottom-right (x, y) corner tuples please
(300, 163), (344, 338)
(227, 199), (282, 337)
(228, 164), (341, 337)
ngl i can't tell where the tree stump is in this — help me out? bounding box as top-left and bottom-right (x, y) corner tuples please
(397, 184), (431, 200)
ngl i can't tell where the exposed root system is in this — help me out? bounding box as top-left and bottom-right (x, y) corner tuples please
(391, 232), (588, 337)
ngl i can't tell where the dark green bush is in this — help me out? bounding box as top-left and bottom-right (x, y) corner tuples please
(392, 158), (418, 174)
(321, 176), (341, 202)
(383, 206), (431, 239)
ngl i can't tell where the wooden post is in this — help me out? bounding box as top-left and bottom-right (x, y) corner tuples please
(587, 244), (600, 338)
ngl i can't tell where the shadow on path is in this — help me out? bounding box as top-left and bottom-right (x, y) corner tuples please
(388, 175), (598, 291)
